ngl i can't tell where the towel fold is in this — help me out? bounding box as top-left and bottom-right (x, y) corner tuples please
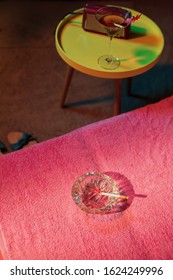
(0, 97), (173, 260)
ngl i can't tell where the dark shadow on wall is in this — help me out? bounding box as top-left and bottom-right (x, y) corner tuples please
(122, 63), (173, 113)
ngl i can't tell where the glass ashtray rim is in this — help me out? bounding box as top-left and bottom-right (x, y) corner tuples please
(71, 171), (120, 214)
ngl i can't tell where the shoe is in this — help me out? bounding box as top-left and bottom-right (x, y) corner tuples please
(0, 141), (8, 155)
(7, 131), (38, 151)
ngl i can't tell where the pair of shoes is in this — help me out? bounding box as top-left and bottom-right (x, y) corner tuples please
(7, 131), (38, 151)
(0, 131), (38, 155)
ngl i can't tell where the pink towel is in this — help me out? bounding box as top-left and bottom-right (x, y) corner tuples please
(0, 97), (173, 260)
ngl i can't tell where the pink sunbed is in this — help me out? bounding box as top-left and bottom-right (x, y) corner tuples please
(0, 97), (173, 260)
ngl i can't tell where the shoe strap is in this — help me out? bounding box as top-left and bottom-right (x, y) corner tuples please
(10, 133), (36, 151)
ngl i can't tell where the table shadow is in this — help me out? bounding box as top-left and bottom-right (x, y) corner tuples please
(128, 25), (147, 39)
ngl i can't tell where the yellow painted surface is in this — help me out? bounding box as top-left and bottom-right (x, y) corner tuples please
(55, 7), (164, 79)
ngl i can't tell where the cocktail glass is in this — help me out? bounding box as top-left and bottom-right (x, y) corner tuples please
(95, 6), (131, 70)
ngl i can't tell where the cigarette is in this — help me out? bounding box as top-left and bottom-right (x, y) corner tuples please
(100, 192), (128, 199)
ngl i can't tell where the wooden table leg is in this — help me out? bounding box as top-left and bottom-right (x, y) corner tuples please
(114, 79), (122, 115)
(60, 66), (74, 108)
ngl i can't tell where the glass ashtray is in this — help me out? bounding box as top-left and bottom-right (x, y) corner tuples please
(72, 171), (124, 214)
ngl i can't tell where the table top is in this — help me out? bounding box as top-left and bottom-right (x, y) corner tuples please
(55, 7), (164, 79)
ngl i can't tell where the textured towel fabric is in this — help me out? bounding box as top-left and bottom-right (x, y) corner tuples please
(0, 97), (173, 260)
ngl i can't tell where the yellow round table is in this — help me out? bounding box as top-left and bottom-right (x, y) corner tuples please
(55, 7), (164, 114)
